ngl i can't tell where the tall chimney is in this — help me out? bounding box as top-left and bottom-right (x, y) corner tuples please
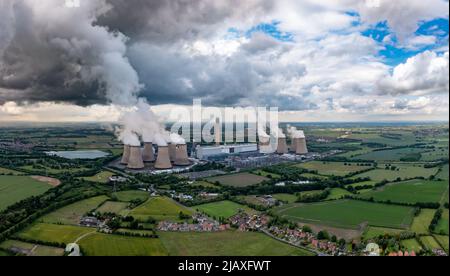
(142, 142), (155, 162)
(296, 138), (308, 155)
(127, 146), (145, 169)
(215, 117), (221, 146)
(174, 144), (190, 166)
(168, 143), (177, 162)
(120, 145), (131, 165)
(276, 137), (288, 154)
(155, 146), (173, 169)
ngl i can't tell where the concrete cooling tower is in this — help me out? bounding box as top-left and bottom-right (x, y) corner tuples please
(120, 145), (131, 164)
(155, 146), (173, 169)
(127, 146), (145, 169)
(276, 138), (288, 154)
(174, 144), (190, 166)
(295, 138), (308, 155)
(142, 142), (155, 162)
(168, 143), (177, 162)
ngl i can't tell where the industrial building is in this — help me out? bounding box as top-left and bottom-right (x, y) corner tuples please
(196, 144), (258, 160)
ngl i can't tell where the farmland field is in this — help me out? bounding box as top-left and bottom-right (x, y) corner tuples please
(81, 171), (115, 183)
(363, 226), (405, 240)
(401, 239), (423, 252)
(252, 170), (281, 179)
(326, 188), (352, 200)
(0, 175), (53, 211)
(0, 167), (23, 175)
(360, 180), (448, 204)
(273, 193), (298, 204)
(78, 233), (168, 256)
(411, 209), (436, 234)
(434, 209), (449, 235)
(274, 200), (414, 229)
(96, 201), (129, 215)
(420, 236), (442, 251)
(113, 190), (149, 202)
(437, 164), (449, 180)
(158, 231), (314, 256)
(193, 200), (255, 219)
(352, 147), (427, 161)
(0, 240), (64, 256)
(206, 173), (268, 187)
(17, 223), (94, 244)
(40, 195), (109, 225)
(295, 161), (371, 177)
(434, 235), (449, 253)
(352, 164), (439, 182)
(129, 196), (193, 221)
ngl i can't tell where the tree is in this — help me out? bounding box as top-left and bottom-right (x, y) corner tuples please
(317, 230), (330, 240)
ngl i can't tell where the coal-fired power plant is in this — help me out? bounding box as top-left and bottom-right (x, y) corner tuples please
(127, 146), (145, 169)
(155, 146), (173, 169)
(293, 138), (308, 155)
(121, 145), (131, 164)
(142, 142), (155, 162)
(174, 144), (190, 166)
(168, 143), (177, 162)
(277, 137), (288, 154)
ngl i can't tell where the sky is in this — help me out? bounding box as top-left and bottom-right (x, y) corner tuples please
(0, 0), (449, 122)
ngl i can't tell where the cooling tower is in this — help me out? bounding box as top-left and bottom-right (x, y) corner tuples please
(127, 146), (145, 170)
(120, 145), (131, 165)
(295, 138), (308, 155)
(142, 142), (155, 162)
(168, 143), (177, 162)
(174, 144), (190, 166)
(155, 146), (173, 169)
(276, 137), (288, 154)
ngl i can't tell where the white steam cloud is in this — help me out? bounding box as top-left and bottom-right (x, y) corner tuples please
(288, 127), (305, 139)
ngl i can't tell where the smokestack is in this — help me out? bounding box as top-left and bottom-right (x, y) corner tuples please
(127, 146), (145, 169)
(215, 117), (221, 146)
(155, 146), (173, 170)
(295, 138), (308, 155)
(142, 142), (155, 162)
(168, 143), (177, 162)
(174, 144), (190, 166)
(120, 145), (131, 164)
(276, 138), (288, 154)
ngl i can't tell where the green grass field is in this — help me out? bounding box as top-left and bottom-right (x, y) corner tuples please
(96, 201), (129, 215)
(78, 233), (168, 256)
(434, 209), (449, 235)
(273, 194), (298, 204)
(401, 239), (423, 252)
(437, 164), (449, 180)
(206, 173), (268, 187)
(0, 175), (53, 211)
(295, 161), (371, 177)
(360, 180), (448, 204)
(0, 240), (64, 256)
(420, 236), (442, 251)
(112, 190), (149, 202)
(129, 196), (193, 221)
(40, 195), (109, 225)
(352, 164), (439, 182)
(252, 170), (281, 179)
(190, 181), (220, 189)
(158, 231), (314, 256)
(363, 226), (405, 240)
(411, 209), (436, 234)
(17, 223), (94, 244)
(193, 200), (255, 219)
(81, 171), (115, 183)
(326, 188), (352, 200)
(274, 200), (414, 229)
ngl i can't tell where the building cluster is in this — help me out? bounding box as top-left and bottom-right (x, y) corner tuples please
(267, 226), (343, 256)
(387, 251), (417, 257)
(157, 213), (230, 232)
(229, 213), (271, 232)
(79, 216), (100, 228)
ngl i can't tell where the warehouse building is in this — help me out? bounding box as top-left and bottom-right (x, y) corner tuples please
(196, 144), (258, 160)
